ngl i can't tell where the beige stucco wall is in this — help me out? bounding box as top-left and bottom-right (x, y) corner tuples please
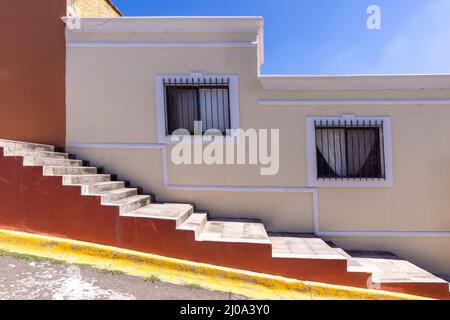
(65, 20), (450, 274)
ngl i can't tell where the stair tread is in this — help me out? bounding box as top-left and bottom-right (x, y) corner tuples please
(335, 249), (448, 284)
(64, 174), (109, 178)
(270, 234), (346, 260)
(24, 157), (80, 162)
(63, 174), (111, 185)
(88, 187), (137, 196)
(24, 157), (83, 167)
(178, 213), (208, 231)
(0, 139), (54, 151)
(197, 219), (270, 244)
(45, 166), (98, 176)
(45, 165), (95, 169)
(3, 149), (69, 158)
(82, 181), (125, 194)
(122, 202), (192, 220)
(87, 181), (123, 187)
(105, 194), (150, 206)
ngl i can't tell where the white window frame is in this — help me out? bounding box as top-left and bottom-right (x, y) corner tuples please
(155, 72), (240, 144)
(306, 115), (393, 187)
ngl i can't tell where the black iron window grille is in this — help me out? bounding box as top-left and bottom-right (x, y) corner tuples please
(163, 77), (231, 135)
(314, 119), (385, 180)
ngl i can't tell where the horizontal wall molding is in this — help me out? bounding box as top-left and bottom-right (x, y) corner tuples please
(317, 231), (450, 238)
(68, 143), (449, 238)
(62, 16), (263, 34)
(165, 185), (314, 193)
(68, 143), (165, 149)
(66, 41), (258, 48)
(258, 99), (450, 107)
(259, 74), (450, 90)
(64, 17), (264, 65)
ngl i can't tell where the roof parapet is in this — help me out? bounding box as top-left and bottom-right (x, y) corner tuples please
(62, 16), (264, 67)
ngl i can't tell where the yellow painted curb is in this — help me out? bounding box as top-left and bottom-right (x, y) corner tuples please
(0, 228), (429, 300)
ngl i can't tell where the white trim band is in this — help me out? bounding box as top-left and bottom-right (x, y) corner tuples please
(66, 41), (258, 48)
(317, 231), (450, 238)
(258, 99), (450, 106)
(62, 16), (264, 34)
(68, 143), (166, 149)
(259, 74), (450, 90)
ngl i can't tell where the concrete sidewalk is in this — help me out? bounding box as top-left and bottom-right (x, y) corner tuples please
(0, 255), (248, 300)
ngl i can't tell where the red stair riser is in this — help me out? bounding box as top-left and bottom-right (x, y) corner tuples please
(378, 282), (450, 300)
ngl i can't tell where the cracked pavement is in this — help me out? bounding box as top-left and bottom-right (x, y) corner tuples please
(0, 255), (248, 300)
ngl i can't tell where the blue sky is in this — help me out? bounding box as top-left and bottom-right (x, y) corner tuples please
(112, 0), (450, 75)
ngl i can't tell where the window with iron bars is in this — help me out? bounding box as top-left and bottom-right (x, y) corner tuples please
(163, 77), (231, 135)
(314, 119), (386, 180)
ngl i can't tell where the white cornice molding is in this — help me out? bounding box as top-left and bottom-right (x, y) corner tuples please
(61, 16), (263, 34)
(63, 16), (264, 66)
(258, 99), (450, 106)
(66, 41), (258, 48)
(259, 74), (450, 90)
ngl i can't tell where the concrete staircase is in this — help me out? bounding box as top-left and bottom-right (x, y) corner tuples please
(0, 138), (449, 299)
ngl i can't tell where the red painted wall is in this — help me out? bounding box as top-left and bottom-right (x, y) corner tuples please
(0, 0), (66, 147)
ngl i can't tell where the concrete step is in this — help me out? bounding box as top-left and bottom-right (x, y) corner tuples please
(63, 174), (111, 185)
(105, 195), (152, 214)
(332, 247), (366, 272)
(122, 203), (193, 227)
(0, 139), (54, 152)
(81, 181), (125, 194)
(96, 188), (138, 204)
(333, 249), (449, 285)
(3, 148), (69, 159)
(43, 166), (97, 176)
(197, 219), (271, 244)
(23, 157), (83, 167)
(270, 234), (346, 260)
(177, 213), (208, 238)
